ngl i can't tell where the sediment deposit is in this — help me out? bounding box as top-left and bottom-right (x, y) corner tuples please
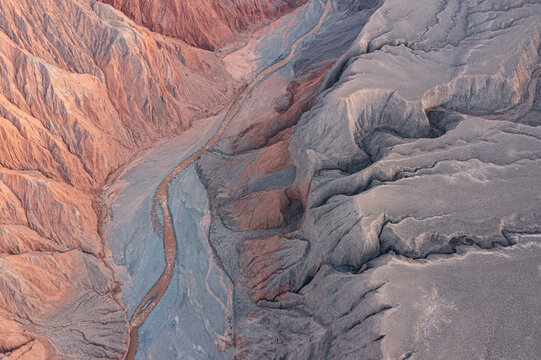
(1, 0), (540, 359)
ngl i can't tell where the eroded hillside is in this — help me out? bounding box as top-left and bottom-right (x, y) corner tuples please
(197, 0), (541, 358)
(0, 0), (243, 357)
(1, 0), (540, 359)
(99, 0), (307, 50)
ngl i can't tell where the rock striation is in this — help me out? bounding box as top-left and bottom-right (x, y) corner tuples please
(102, 0), (379, 357)
(0, 0), (235, 358)
(197, 0), (541, 358)
(99, 0), (308, 50)
(1, 0), (540, 358)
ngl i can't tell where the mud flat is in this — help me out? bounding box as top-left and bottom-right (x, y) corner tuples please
(102, 114), (228, 359)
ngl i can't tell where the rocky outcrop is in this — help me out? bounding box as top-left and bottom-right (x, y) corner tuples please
(1, 251), (127, 359)
(93, 0), (378, 357)
(0, 0), (235, 357)
(3, 0), (540, 357)
(99, 0), (308, 50)
(198, 0), (541, 358)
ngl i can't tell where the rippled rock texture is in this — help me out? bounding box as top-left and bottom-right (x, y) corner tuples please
(102, 0), (377, 358)
(0, 0), (235, 357)
(99, 0), (308, 50)
(1, 0), (541, 358)
(198, 0), (541, 358)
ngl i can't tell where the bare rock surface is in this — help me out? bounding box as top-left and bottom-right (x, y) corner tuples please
(99, 0), (308, 50)
(196, 0), (541, 358)
(371, 238), (541, 360)
(1, 0), (540, 358)
(102, 0), (379, 358)
(0, 0), (235, 357)
(0, 251), (127, 359)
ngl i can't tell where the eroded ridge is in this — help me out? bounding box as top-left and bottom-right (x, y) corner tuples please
(197, 0), (541, 358)
(124, 1), (332, 357)
(0, 0), (235, 357)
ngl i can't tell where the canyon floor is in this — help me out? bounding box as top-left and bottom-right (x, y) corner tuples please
(1, 0), (540, 359)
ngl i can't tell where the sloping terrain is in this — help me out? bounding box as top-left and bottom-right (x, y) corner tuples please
(0, 0), (236, 358)
(99, 0), (308, 50)
(102, 0), (379, 358)
(1, 0), (540, 358)
(197, 0), (541, 357)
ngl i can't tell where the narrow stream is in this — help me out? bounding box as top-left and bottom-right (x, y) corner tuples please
(125, 1), (332, 357)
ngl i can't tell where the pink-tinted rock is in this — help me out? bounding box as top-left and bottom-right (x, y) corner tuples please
(227, 190), (289, 231)
(99, 0), (307, 50)
(0, 0), (238, 357)
(239, 235), (299, 302)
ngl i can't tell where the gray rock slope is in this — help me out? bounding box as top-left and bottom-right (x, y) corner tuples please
(198, 0), (541, 358)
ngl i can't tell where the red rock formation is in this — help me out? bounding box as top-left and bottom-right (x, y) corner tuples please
(240, 235), (295, 302)
(231, 63), (333, 153)
(0, 0), (237, 357)
(220, 64), (333, 233)
(222, 140), (296, 231)
(228, 189), (290, 231)
(99, 0), (307, 50)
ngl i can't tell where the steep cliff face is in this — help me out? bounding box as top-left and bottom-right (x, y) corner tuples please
(99, 0), (307, 50)
(0, 0), (235, 358)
